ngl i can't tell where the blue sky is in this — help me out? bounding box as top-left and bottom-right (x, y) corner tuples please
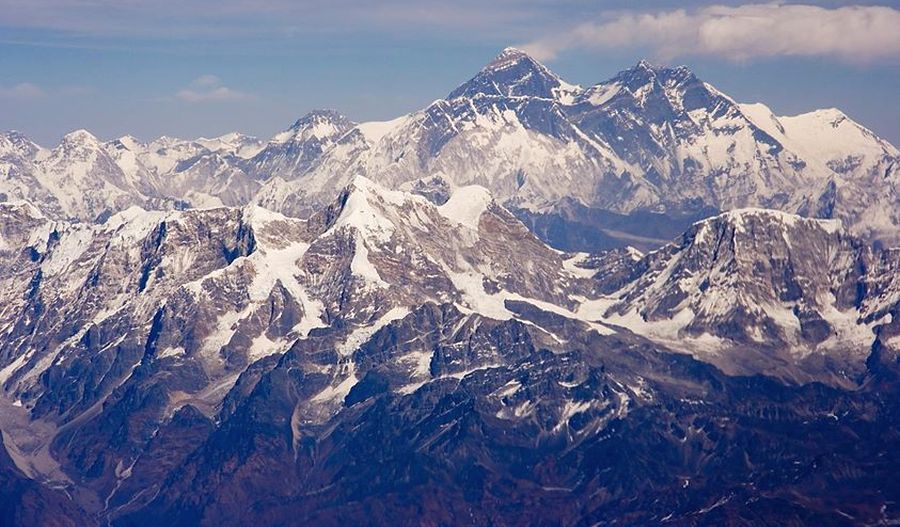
(1, 1), (898, 146)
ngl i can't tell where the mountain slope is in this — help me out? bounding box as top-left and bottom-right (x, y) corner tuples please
(0, 178), (611, 519)
(0, 433), (97, 527)
(585, 209), (877, 386)
(2, 46), (900, 526)
(0, 183), (898, 524)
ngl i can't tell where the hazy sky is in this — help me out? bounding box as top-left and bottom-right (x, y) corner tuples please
(1, 0), (898, 146)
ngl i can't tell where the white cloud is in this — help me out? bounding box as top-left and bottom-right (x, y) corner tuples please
(189, 74), (222, 89)
(0, 82), (45, 99)
(522, 3), (900, 64)
(175, 75), (254, 103)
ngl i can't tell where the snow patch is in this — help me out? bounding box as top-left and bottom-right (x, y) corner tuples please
(437, 185), (493, 230)
(357, 115), (409, 144)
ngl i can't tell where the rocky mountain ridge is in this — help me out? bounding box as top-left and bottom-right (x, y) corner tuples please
(1, 47), (899, 526)
(0, 177), (898, 524)
(2, 48), (898, 250)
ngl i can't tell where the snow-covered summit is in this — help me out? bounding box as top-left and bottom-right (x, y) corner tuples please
(593, 207), (875, 385)
(699, 207), (843, 236)
(448, 47), (577, 100)
(1, 47), (899, 247)
(58, 129), (102, 150)
(273, 109), (354, 144)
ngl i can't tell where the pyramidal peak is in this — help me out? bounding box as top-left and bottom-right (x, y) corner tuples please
(289, 108), (349, 129)
(484, 47), (541, 71)
(61, 128), (101, 146)
(0, 130), (43, 157)
(327, 176), (500, 242)
(448, 46), (568, 100)
(327, 175), (408, 240)
(613, 60), (700, 87)
(272, 109), (354, 144)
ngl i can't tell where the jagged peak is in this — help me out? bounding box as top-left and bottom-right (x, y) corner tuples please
(240, 202), (295, 229)
(0, 130), (42, 155)
(290, 108), (351, 129)
(194, 132), (262, 155)
(153, 135), (185, 144)
(343, 174), (385, 196)
(581, 60), (739, 116)
(0, 129), (34, 142)
(448, 46), (568, 100)
(116, 134), (143, 144)
(484, 47), (540, 71)
(0, 199), (46, 220)
(324, 177), (499, 239)
(101, 205), (171, 242)
(61, 128), (101, 145)
(613, 59), (699, 81)
(326, 175), (409, 241)
(696, 208), (843, 237)
(109, 135), (144, 151)
(617, 60), (658, 82)
(271, 109), (355, 145)
(614, 60), (700, 87)
(224, 131), (259, 142)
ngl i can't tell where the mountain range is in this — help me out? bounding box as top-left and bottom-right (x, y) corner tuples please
(2, 48), (898, 250)
(0, 49), (899, 526)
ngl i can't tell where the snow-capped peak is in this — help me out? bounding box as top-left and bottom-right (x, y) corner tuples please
(356, 115), (410, 144)
(150, 135), (186, 148)
(483, 47), (540, 71)
(635, 59), (655, 71)
(194, 132), (264, 158)
(806, 107), (847, 122)
(112, 135), (145, 151)
(61, 129), (101, 147)
(266, 109), (354, 147)
(328, 175), (406, 241)
(448, 46), (570, 100)
(698, 207), (843, 236)
(0, 130), (43, 159)
(737, 103), (899, 171)
(285, 109), (353, 141)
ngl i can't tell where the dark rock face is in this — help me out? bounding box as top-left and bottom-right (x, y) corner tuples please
(120, 306), (900, 527)
(448, 47), (566, 100)
(0, 180), (899, 526)
(247, 110), (356, 181)
(0, 434), (97, 527)
(597, 209), (881, 386)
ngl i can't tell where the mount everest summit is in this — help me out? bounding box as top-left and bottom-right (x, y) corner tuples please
(2, 48), (898, 248)
(0, 49), (899, 526)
